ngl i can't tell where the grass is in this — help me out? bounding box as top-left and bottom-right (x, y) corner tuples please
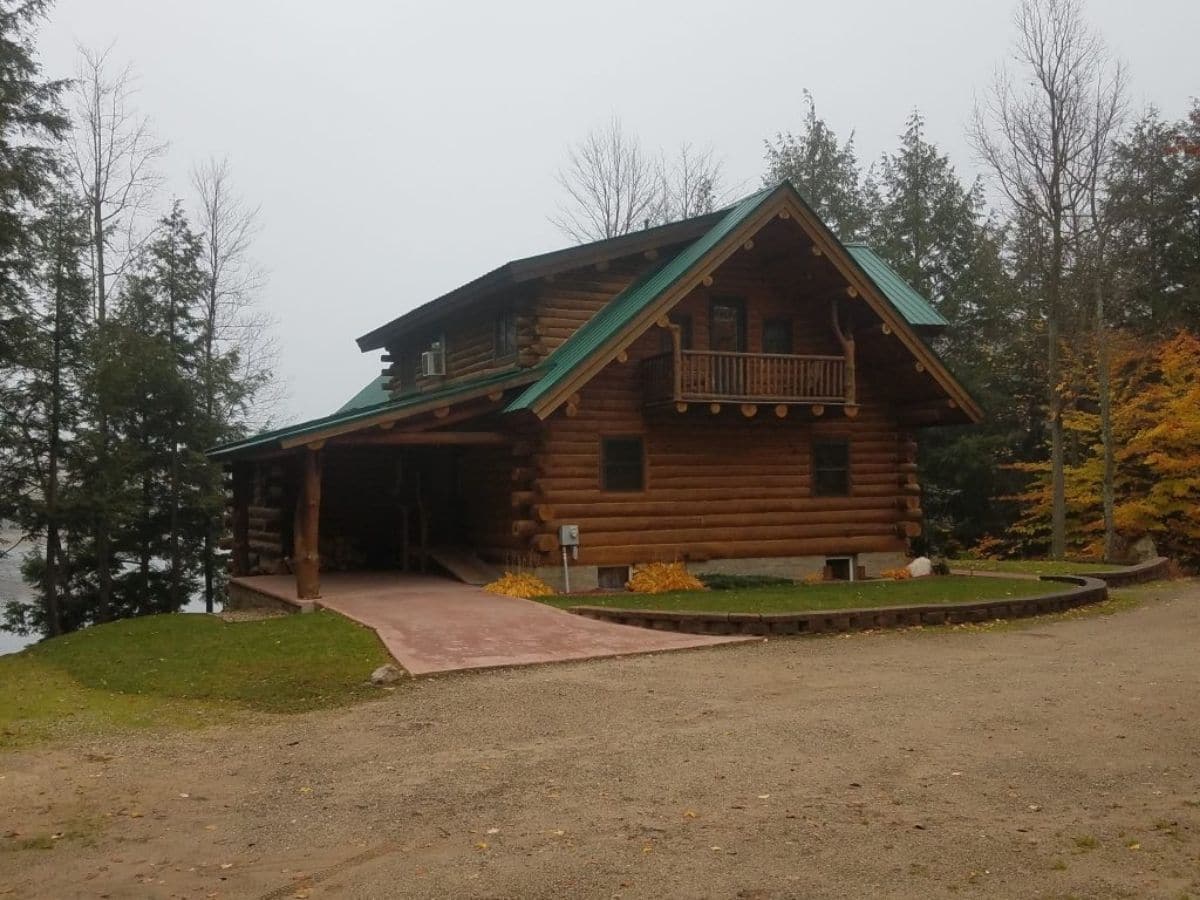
(539, 575), (1065, 615)
(0, 611), (392, 748)
(949, 558), (1119, 576)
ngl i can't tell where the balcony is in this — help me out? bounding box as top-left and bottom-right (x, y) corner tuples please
(642, 349), (850, 407)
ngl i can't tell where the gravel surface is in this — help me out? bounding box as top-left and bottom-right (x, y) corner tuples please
(2, 582), (1198, 899)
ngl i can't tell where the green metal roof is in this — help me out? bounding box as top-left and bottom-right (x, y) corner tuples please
(337, 376), (390, 413)
(208, 368), (540, 460)
(506, 187), (775, 413)
(844, 243), (948, 328)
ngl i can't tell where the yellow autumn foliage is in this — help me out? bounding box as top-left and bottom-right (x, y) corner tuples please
(627, 562), (704, 594)
(880, 566), (913, 580)
(483, 572), (556, 599)
(999, 330), (1200, 566)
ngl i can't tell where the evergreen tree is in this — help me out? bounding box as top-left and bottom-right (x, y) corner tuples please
(1107, 103), (1200, 331)
(105, 203), (209, 617)
(0, 187), (93, 636)
(0, 0), (66, 370)
(763, 91), (871, 239)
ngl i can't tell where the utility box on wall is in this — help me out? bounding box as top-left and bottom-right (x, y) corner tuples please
(558, 524), (580, 548)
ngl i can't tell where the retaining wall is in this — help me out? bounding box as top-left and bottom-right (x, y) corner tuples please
(570, 575), (1109, 637)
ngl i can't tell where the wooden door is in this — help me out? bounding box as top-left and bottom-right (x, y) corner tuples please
(710, 298), (746, 395)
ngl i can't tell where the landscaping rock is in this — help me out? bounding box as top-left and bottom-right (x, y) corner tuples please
(370, 664), (405, 685)
(906, 556), (933, 577)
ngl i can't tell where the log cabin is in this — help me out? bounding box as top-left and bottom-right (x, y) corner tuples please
(208, 182), (981, 598)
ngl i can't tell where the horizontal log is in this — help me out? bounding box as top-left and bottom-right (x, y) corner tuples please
(575, 535), (903, 566)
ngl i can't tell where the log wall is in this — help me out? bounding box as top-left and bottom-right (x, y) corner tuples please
(527, 267), (914, 568)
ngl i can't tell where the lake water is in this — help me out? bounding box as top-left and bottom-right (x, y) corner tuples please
(0, 525), (218, 655)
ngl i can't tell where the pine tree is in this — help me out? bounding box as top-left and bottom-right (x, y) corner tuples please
(0, 187), (94, 636)
(0, 0), (66, 370)
(1107, 103), (1200, 331)
(763, 91), (870, 239)
(105, 203), (209, 616)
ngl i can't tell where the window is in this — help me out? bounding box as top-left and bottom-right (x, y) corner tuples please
(813, 440), (850, 496)
(763, 318), (793, 354)
(601, 437), (645, 492)
(495, 308), (518, 359)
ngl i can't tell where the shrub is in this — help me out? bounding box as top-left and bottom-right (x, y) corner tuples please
(483, 572), (556, 598)
(880, 566), (913, 580)
(698, 573), (795, 591)
(627, 562), (704, 594)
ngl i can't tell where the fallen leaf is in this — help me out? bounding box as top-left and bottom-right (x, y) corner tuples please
(178, 793), (190, 799)
(485, 827), (499, 835)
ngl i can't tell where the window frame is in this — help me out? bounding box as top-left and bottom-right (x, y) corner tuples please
(600, 435), (647, 493)
(812, 438), (851, 497)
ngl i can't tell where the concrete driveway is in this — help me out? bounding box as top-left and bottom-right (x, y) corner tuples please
(233, 572), (750, 675)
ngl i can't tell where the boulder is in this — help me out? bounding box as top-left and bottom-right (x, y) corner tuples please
(370, 664), (405, 685)
(906, 556), (933, 578)
(1130, 535), (1158, 563)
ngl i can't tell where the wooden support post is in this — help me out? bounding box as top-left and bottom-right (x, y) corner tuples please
(831, 299), (857, 408)
(231, 463), (251, 577)
(670, 323), (683, 403)
(293, 448), (322, 600)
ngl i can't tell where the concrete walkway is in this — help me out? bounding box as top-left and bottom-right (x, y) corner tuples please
(231, 572), (751, 676)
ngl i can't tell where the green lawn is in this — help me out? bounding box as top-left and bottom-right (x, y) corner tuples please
(949, 558), (1119, 576)
(0, 611), (392, 748)
(540, 575), (1064, 615)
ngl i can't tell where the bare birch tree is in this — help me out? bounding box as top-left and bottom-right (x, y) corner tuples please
(661, 142), (724, 220)
(971, 0), (1121, 559)
(552, 117), (664, 242)
(191, 156), (278, 612)
(1073, 69), (1126, 561)
(67, 44), (165, 618)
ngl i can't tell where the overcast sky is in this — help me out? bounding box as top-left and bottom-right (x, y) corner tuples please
(36, 0), (1199, 424)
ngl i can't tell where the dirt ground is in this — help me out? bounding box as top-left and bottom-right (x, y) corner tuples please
(2, 583), (1199, 900)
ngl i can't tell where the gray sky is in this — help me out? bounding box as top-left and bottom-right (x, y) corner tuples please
(38, 0), (1199, 424)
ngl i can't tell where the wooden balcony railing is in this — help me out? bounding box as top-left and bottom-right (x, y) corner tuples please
(642, 350), (850, 406)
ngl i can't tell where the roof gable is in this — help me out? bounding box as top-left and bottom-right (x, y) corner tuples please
(507, 182), (980, 422)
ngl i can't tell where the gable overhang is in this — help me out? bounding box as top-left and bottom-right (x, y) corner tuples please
(518, 183), (983, 424)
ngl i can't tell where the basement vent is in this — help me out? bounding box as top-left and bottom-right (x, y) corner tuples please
(597, 566), (630, 591)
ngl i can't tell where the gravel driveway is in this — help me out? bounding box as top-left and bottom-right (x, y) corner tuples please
(2, 582), (1197, 899)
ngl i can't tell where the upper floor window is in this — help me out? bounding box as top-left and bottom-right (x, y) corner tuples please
(418, 337), (446, 377)
(763, 318), (793, 355)
(813, 440), (850, 496)
(495, 308), (518, 359)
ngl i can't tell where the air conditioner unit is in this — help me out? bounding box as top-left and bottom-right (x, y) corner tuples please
(419, 348), (444, 377)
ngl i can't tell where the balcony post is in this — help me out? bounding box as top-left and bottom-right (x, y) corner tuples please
(831, 300), (857, 409)
(670, 323), (683, 403)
